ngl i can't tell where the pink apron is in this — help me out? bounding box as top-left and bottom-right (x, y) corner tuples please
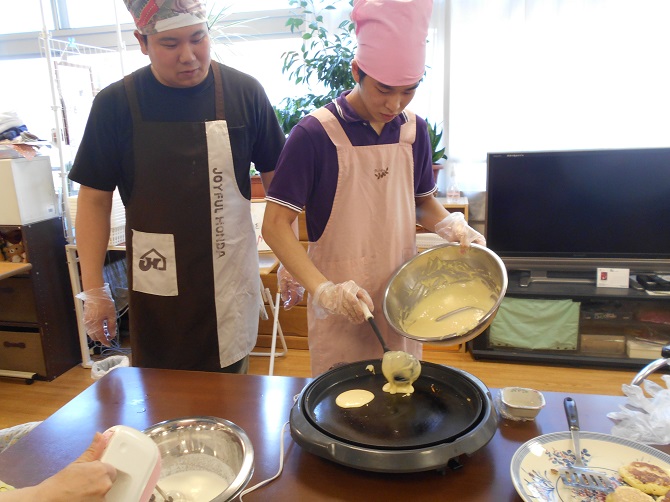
(307, 107), (423, 376)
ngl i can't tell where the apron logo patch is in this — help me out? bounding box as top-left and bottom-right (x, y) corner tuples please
(138, 248), (167, 272)
(375, 166), (389, 179)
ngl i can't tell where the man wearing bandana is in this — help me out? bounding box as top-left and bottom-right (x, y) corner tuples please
(69, 0), (285, 372)
(262, 0), (485, 376)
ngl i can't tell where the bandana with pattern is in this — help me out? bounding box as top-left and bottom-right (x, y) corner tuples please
(124, 0), (207, 35)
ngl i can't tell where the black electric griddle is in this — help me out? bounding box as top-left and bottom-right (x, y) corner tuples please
(290, 359), (498, 473)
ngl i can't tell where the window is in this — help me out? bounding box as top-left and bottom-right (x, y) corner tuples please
(66, 0), (134, 29)
(448, 0), (670, 192)
(0, 0), (447, 187)
(0, 1), (54, 34)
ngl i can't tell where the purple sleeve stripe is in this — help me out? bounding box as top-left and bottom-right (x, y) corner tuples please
(264, 196), (303, 214)
(417, 186), (438, 198)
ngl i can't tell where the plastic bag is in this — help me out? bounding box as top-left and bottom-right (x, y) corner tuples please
(607, 375), (670, 444)
(91, 355), (130, 380)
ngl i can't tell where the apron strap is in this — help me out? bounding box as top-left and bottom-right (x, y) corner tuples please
(123, 65), (225, 122)
(399, 110), (416, 145)
(123, 74), (143, 124)
(211, 61), (225, 121)
(310, 108), (352, 147)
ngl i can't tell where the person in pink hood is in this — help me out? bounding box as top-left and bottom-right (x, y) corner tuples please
(262, 0), (485, 376)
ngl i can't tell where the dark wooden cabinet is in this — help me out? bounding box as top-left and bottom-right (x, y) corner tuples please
(0, 218), (80, 380)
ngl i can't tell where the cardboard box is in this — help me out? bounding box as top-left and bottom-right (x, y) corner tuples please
(627, 339), (663, 360)
(596, 268), (629, 288)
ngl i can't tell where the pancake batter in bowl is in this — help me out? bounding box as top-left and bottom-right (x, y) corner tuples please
(155, 469), (231, 502)
(402, 279), (496, 339)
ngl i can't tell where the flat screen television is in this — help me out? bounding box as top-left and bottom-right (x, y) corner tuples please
(485, 147), (670, 285)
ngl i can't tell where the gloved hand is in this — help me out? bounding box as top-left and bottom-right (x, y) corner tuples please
(278, 264), (304, 310)
(311, 280), (374, 324)
(435, 212), (486, 247)
(76, 284), (116, 347)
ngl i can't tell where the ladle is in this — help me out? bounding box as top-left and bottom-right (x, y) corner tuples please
(361, 303), (390, 353)
(360, 303), (422, 389)
(435, 305), (485, 322)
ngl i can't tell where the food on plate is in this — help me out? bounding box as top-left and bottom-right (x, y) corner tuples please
(605, 485), (654, 502)
(381, 351), (421, 395)
(618, 461), (670, 496)
(335, 389), (375, 408)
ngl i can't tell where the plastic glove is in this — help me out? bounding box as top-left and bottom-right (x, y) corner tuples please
(278, 264), (305, 310)
(435, 212), (486, 247)
(76, 284), (116, 347)
(607, 376), (670, 444)
(311, 280), (374, 324)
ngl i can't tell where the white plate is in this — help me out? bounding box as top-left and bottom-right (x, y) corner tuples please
(511, 431), (670, 501)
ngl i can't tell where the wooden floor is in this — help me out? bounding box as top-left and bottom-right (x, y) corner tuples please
(0, 348), (658, 430)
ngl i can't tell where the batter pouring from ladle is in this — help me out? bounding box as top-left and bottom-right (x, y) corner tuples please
(381, 350), (421, 395)
(361, 303), (422, 394)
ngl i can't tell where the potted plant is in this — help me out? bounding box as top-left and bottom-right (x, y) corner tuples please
(426, 120), (447, 183)
(275, 0), (356, 134)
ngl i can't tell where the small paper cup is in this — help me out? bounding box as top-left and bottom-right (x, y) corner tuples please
(500, 387), (546, 419)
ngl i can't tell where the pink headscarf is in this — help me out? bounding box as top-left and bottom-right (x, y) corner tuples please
(352, 0), (433, 86)
(123, 0), (207, 36)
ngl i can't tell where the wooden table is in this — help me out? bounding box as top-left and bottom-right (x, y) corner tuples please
(1, 367), (668, 501)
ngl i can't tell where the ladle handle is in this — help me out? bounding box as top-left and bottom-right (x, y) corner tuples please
(361, 302), (373, 321)
(361, 302), (390, 353)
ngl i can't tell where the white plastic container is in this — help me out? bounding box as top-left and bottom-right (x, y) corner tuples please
(500, 387), (546, 419)
(0, 157), (58, 224)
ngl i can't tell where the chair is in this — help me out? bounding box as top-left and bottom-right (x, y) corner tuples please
(250, 286), (287, 375)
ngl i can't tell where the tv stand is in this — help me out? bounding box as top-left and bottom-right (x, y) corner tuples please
(518, 270), (596, 287)
(470, 270), (670, 370)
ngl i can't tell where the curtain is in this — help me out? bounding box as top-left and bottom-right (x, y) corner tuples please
(447, 0), (670, 192)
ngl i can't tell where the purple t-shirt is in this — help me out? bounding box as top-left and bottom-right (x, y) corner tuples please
(266, 91), (436, 242)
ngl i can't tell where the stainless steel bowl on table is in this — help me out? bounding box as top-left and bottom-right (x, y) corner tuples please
(143, 416), (254, 502)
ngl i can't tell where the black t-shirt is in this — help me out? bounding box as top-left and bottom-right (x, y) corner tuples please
(69, 63), (285, 204)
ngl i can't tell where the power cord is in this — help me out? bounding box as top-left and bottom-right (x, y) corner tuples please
(239, 395), (299, 500)
(238, 421), (290, 501)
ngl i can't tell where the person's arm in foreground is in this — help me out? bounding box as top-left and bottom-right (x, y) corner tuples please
(262, 202), (327, 296)
(74, 186), (117, 346)
(0, 433), (116, 502)
(262, 202), (372, 322)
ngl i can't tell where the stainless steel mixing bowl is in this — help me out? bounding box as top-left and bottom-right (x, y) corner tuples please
(383, 243), (508, 346)
(143, 416), (254, 502)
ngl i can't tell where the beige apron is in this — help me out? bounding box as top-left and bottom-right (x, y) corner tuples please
(307, 107), (423, 376)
